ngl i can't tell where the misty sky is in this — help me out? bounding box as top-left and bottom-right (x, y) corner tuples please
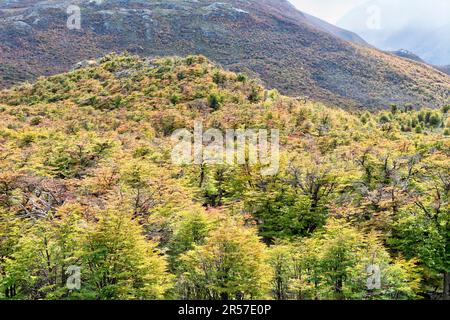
(288, 0), (450, 65)
(289, 0), (364, 23)
(289, 0), (450, 26)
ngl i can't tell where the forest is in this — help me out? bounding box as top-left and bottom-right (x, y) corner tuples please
(0, 54), (448, 300)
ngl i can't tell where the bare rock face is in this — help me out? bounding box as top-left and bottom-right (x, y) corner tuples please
(12, 20), (32, 31)
(0, 0), (449, 109)
(202, 2), (249, 19)
(71, 59), (99, 70)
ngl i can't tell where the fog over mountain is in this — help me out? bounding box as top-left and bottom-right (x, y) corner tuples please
(336, 0), (450, 66)
(289, 0), (363, 24)
(290, 0), (450, 66)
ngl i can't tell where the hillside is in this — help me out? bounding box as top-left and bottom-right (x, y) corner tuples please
(0, 53), (449, 300)
(1, 0), (450, 109)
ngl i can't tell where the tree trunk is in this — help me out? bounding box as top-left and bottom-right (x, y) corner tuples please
(444, 272), (450, 300)
(199, 164), (205, 188)
(335, 278), (344, 300)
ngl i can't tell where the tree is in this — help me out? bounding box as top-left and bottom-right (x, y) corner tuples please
(207, 92), (224, 110)
(78, 208), (173, 299)
(178, 219), (272, 300)
(246, 178), (315, 241)
(168, 209), (213, 269)
(0, 209), (24, 298)
(267, 219), (421, 300)
(267, 244), (292, 300)
(389, 152), (449, 299)
(1, 204), (83, 299)
(246, 153), (349, 241)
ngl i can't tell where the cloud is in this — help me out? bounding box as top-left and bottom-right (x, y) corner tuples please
(288, 0), (366, 23)
(288, 0), (450, 64)
(289, 0), (450, 27)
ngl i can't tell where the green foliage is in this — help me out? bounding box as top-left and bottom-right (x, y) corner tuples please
(0, 54), (448, 300)
(268, 219), (421, 300)
(442, 105), (450, 114)
(178, 220), (272, 300)
(379, 114), (391, 124)
(77, 209), (173, 299)
(170, 93), (182, 105)
(248, 84), (263, 102)
(1, 205), (83, 299)
(168, 210), (213, 267)
(207, 92), (224, 110)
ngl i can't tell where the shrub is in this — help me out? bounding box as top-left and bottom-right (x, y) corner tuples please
(237, 73), (248, 83)
(170, 93), (182, 105)
(207, 92), (224, 110)
(248, 85), (263, 102)
(212, 70), (226, 85)
(30, 117), (42, 126)
(379, 114), (391, 124)
(429, 113), (441, 127)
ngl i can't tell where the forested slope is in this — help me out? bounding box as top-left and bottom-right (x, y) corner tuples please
(0, 54), (449, 300)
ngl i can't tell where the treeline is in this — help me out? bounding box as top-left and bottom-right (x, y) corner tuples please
(0, 54), (448, 300)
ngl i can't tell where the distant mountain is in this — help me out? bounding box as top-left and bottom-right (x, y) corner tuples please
(337, 0), (450, 66)
(389, 50), (450, 76)
(437, 65), (450, 76)
(1, 0), (450, 109)
(389, 49), (425, 64)
(301, 12), (368, 46)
